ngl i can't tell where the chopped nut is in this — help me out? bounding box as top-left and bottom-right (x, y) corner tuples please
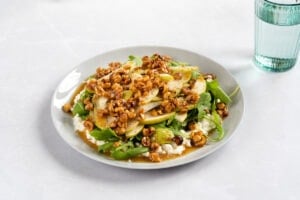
(149, 152), (161, 162)
(173, 72), (182, 80)
(190, 131), (207, 147)
(216, 102), (226, 110)
(62, 103), (72, 113)
(83, 120), (94, 131)
(188, 122), (196, 130)
(141, 136), (151, 147)
(172, 135), (183, 145)
(85, 102), (94, 111)
(143, 127), (155, 137)
(150, 142), (160, 152)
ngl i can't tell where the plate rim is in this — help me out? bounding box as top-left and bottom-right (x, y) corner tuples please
(50, 45), (245, 170)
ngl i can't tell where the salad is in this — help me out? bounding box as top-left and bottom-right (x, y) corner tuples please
(62, 54), (231, 162)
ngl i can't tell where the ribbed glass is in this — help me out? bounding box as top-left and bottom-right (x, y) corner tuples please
(254, 0), (300, 72)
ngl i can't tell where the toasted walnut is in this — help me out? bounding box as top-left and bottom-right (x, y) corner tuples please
(142, 127), (155, 137)
(150, 142), (160, 152)
(172, 135), (183, 145)
(119, 113), (128, 123)
(188, 122), (196, 130)
(216, 102), (226, 110)
(173, 72), (182, 80)
(190, 131), (207, 147)
(186, 93), (199, 104)
(85, 102), (94, 111)
(149, 152), (161, 162)
(86, 79), (97, 92)
(216, 102), (228, 118)
(141, 136), (151, 147)
(83, 120), (94, 131)
(108, 62), (121, 70)
(62, 103), (72, 113)
(203, 73), (216, 80)
(150, 109), (158, 116)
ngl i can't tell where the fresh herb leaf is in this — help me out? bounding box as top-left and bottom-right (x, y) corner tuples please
(111, 142), (148, 160)
(207, 80), (231, 104)
(168, 60), (189, 67)
(166, 114), (175, 125)
(111, 147), (148, 160)
(72, 102), (88, 117)
(80, 90), (93, 101)
(98, 142), (114, 153)
(209, 111), (225, 141)
(196, 92), (212, 120)
(90, 128), (119, 142)
(168, 119), (184, 135)
(128, 55), (142, 66)
(191, 70), (200, 80)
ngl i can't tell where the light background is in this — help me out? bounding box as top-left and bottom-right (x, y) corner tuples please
(0, 0), (299, 199)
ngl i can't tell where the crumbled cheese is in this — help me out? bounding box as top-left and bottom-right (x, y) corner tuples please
(73, 114), (85, 131)
(156, 146), (166, 154)
(85, 130), (105, 146)
(182, 138), (191, 147)
(142, 152), (150, 157)
(162, 144), (185, 155)
(73, 90), (84, 104)
(195, 116), (216, 135)
(96, 140), (105, 146)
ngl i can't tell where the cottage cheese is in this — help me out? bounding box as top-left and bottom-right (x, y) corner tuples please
(162, 144), (185, 155)
(195, 116), (216, 135)
(73, 114), (85, 132)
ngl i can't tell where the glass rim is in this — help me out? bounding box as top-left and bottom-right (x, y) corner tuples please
(264, 0), (300, 6)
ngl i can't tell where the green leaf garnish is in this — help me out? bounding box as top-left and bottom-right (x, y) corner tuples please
(90, 128), (119, 142)
(72, 102), (88, 117)
(128, 55), (143, 66)
(206, 80), (231, 104)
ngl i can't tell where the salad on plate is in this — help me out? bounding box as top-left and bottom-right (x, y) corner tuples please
(62, 54), (232, 162)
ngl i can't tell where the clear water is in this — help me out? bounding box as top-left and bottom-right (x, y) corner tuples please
(254, 0), (300, 72)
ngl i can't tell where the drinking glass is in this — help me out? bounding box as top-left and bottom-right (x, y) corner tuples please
(254, 0), (300, 72)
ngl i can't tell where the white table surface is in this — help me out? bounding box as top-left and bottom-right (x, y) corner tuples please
(1, 0), (299, 199)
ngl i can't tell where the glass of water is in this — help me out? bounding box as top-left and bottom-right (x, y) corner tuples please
(254, 0), (300, 72)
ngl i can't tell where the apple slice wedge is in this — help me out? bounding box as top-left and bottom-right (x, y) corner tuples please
(141, 112), (175, 125)
(126, 125), (144, 138)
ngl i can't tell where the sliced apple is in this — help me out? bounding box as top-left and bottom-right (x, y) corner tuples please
(159, 73), (174, 82)
(141, 112), (175, 125)
(140, 88), (159, 104)
(167, 80), (183, 92)
(191, 76), (206, 95)
(125, 120), (139, 132)
(139, 101), (161, 113)
(175, 113), (188, 122)
(151, 96), (162, 102)
(126, 125), (144, 138)
(169, 66), (198, 72)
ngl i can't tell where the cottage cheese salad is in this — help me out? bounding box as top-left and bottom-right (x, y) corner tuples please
(62, 54), (232, 162)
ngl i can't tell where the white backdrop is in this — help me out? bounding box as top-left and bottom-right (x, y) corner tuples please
(0, 0), (299, 199)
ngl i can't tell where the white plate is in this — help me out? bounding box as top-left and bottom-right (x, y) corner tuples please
(51, 46), (244, 169)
